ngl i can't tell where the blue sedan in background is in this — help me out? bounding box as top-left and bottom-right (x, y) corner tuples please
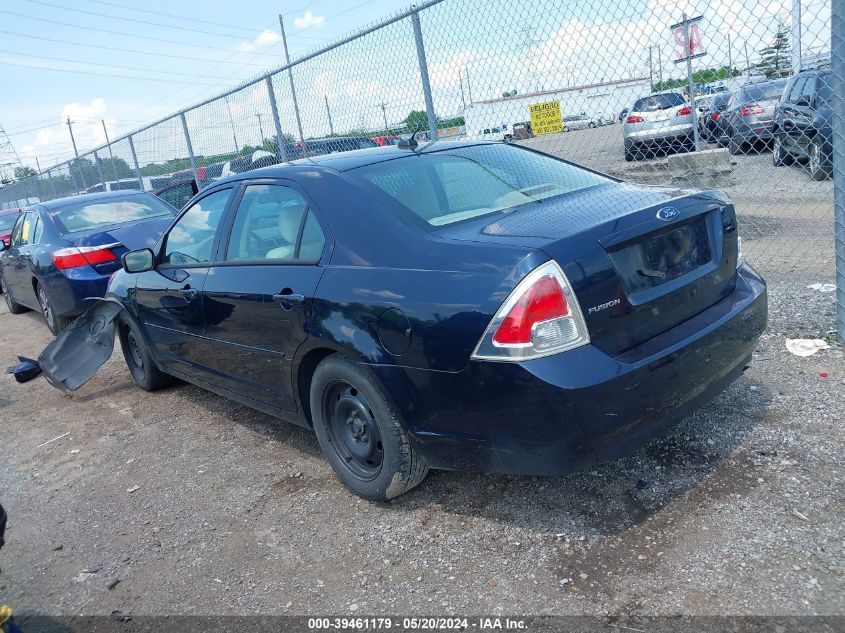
(44, 140), (766, 501)
(0, 191), (176, 334)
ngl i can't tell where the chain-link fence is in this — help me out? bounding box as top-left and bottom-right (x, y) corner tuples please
(0, 0), (840, 331)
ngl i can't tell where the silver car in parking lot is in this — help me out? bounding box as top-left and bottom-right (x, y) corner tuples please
(623, 92), (695, 161)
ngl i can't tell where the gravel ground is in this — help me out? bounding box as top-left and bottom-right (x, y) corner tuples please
(0, 270), (842, 618)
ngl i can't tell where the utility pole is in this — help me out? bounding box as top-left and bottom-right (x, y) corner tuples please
(324, 95), (335, 136)
(744, 42), (750, 74)
(255, 113), (265, 145)
(465, 67), (473, 105)
(101, 119), (119, 182)
(378, 102), (389, 132)
(66, 117), (79, 158)
(727, 34), (733, 74)
(649, 46), (655, 92)
(225, 96), (240, 154)
(459, 71), (466, 111)
(279, 14), (305, 142)
(657, 46), (663, 86)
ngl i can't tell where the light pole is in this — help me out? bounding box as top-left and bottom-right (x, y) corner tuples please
(255, 113), (265, 146)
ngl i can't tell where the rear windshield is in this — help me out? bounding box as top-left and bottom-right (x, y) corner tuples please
(0, 213), (18, 231)
(52, 195), (173, 234)
(351, 144), (610, 228)
(740, 80), (787, 102)
(632, 93), (686, 111)
(710, 92), (731, 110)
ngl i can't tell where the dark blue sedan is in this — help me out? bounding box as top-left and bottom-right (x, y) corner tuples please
(0, 191), (176, 334)
(63, 141), (766, 500)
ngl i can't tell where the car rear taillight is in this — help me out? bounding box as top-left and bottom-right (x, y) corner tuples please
(677, 106), (693, 116)
(625, 115), (644, 124)
(51, 245), (118, 270)
(471, 261), (589, 361)
(740, 104), (765, 117)
(712, 112), (721, 121)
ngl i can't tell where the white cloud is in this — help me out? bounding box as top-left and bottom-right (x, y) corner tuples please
(293, 11), (325, 30)
(429, 51), (477, 89)
(237, 29), (282, 53)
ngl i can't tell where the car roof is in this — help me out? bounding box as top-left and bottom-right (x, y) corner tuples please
(214, 140), (500, 184)
(39, 189), (154, 211)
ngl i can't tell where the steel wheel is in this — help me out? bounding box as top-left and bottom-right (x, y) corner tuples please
(37, 285), (55, 331)
(809, 141), (827, 180)
(322, 380), (384, 481)
(126, 328), (146, 378)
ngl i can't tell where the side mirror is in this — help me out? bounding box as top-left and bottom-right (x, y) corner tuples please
(122, 248), (154, 274)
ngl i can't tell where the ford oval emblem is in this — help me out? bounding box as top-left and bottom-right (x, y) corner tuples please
(656, 207), (680, 222)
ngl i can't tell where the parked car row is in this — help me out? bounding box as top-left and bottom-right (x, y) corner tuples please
(623, 66), (833, 180)
(4, 137), (766, 502)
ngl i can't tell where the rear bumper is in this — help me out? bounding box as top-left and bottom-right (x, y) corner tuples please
(43, 269), (110, 318)
(624, 123), (694, 143)
(373, 264), (767, 475)
(734, 121), (775, 142)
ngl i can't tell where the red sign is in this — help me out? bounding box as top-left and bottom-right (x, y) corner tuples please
(673, 21), (705, 61)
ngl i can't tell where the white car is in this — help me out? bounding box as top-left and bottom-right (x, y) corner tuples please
(562, 114), (600, 131)
(466, 123), (515, 142)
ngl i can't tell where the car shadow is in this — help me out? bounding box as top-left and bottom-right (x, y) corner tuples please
(160, 370), (771, 540)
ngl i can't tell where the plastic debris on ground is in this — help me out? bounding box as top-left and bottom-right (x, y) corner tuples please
(785, 338), (831, 357)
(806, 283), (836, 293)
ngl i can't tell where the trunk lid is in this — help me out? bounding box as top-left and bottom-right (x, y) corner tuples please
(63, 215), (173, 275)
(444, 183), (739, 355)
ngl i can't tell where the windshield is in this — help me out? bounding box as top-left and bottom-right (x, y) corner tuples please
(52, 195), (173, 234)
(0, 213), (18, 231)
(741, 80), (787, 102)
(632, 93), (686, 111)
(351, 144), (610, 228)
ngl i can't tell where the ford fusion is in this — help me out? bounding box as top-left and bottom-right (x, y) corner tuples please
(77, 141), (766, 500)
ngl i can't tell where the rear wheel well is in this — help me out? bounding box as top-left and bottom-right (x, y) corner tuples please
(296, 348), (336, 427)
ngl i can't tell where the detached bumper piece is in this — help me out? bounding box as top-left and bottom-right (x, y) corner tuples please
(38, 298), (124, 393)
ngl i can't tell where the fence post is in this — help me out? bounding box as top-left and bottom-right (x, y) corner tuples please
(75, 159), (87, 191)
(179, 112), (199, 188)
(93, 151), (106, 189)
(411, 9), (438, 139)
(266, 76), (289, 162)
(833, 1), (845, 343)
(128, 135), (143, 189)
(68, 163), (80, 194)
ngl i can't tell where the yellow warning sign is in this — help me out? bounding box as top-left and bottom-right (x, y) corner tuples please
(528, 100), (564, 136)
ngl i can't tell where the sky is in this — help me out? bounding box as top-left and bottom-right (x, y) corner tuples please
(0, 0), (832, 173)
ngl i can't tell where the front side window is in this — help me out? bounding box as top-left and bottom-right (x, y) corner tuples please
(10, 214), (27, 246)
(162, 189), (231, 265)
(800, 76), (817, 101)
(52, 194), (173, 234)
(817, 74), (832, 104)
(352, 144), (610, 228)
(225, 184), (309, 261)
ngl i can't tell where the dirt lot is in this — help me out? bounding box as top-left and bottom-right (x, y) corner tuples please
(0, 268), (843, 618)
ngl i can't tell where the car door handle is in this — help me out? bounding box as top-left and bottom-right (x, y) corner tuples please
(272, 291), (305, 306)
(178, 287), (198, 301)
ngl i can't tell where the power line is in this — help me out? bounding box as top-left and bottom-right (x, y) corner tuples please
(87, 0), (262, 33)
(0, 60), (221, 85)
(0, 30), (271, 65)
(24, 0), (255, 40)
(0, 48), (236, 80)
(0, 9), (282, 56)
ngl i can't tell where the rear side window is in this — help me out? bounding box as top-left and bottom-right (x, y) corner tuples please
(352, 144), (609, 228)
(632, 93), (686, 111)
(162, 189), (231, 265)
(52, 195), (173, 234)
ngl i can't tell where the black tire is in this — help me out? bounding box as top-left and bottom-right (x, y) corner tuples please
(729, 133), (743, 155)
(36, 282), (72, 335)
(503, 134), (514, 143)
(1, 274), (27, 314)
(118, 316), (179, 391)
(624, 143), (636, 161)
(588, 122), (596, 128)
(772, 135), (794, 167)
(808, 140), (830, 181)
(310, 354), (428, 501)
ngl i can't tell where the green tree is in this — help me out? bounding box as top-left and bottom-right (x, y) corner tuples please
(501, 89), (518, 98)
(14, 166), (37, 180)
(757, 23), (791, 77)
